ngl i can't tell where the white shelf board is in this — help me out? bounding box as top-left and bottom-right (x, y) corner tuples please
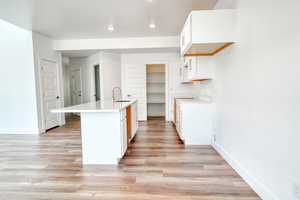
(147, 82), (165, 84)
(147, 92), (165, 95)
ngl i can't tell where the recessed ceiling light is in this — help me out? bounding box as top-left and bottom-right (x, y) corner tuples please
(149, 23), (156, 29)
(108, 25), (114, 32)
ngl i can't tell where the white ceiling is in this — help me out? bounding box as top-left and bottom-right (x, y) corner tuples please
(0, 0), (217, 39)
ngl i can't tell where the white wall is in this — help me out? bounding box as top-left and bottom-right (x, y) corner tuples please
(214, 0), (236, 9)
(85, 53), (101, 102)
(121, 52), (205, 121)
(32, 32), (65, 132)
(62, 57), (71, 106)
(213, 0), (300, 199)
(66, 52), (121, 104)
(101, 52), (121, 100)
(0, 19), (39, 134)
(53, 36), (179, 51)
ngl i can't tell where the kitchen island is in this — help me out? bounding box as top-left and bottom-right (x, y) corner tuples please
(52, 100), (138, 165)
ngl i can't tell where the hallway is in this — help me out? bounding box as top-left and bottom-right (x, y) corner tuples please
(0, 119), (260, 200)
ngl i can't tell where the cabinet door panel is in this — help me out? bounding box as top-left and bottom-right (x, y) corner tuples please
(131, 102), (138, 138)
(120, 119), (127, 157)
(181, 15), (192, 55)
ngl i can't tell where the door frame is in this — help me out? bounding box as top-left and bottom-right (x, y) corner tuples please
(122, 62), (170, 121)
(93, 64), (103, 102)
(70, 68), (83, 106)
(145, 62), (169, 121)
(39, 58), (64, 133)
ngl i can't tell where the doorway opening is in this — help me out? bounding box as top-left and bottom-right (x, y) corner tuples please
(94, 65), (101, 101)
(146, 64), (166, 120)
(70, 69), (82, 106)
(61, 57), (84, 124)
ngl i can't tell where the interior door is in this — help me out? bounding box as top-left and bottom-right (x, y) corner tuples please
(41, 59), (60, 130)
(70, 69), (82, 105)
(123, 64), (147, 121)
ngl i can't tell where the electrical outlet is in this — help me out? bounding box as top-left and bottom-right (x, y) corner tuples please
(293, 181), (300, 199)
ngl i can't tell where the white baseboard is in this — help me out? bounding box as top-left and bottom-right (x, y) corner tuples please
(0, 129), (40, 134)
(212, 142), (279, 200)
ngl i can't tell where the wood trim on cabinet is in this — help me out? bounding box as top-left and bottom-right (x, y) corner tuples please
(181, 81), (194, 84)
(126, 106), (132, 142)
(184, 53), (213, 57)
(184, 42), (234, 57)
(191, 78), (212, 82)
(211, 42), (234, 55)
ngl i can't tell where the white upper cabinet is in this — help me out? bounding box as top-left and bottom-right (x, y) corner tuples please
(180, 9), (236, 56)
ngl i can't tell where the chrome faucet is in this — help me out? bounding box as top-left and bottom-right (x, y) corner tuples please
(112, 87), (122, 102)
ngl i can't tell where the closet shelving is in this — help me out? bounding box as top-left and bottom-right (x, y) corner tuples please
(146, 64), (166, 118)
(147, 92), (165, 94)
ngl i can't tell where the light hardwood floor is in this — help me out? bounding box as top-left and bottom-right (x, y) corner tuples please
(0, 116), (261, 200)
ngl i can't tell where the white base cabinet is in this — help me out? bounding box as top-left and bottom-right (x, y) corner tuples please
(79, 104), (138, 165)
(175, 100), (213, 145)
(81, 112), (124, 165)
(53, 100), (138, 165)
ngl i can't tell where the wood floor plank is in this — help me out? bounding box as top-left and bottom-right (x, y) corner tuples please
(0, 116), (261, 200)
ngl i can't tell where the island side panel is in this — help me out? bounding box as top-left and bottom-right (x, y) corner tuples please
(80, 112), (121, 165)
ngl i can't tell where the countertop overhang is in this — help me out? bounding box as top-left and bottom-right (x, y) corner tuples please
(176, 98), (213, 105)
(52, 99), (137, 113)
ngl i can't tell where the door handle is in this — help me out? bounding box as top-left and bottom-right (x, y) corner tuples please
(56, 96), (60, 99)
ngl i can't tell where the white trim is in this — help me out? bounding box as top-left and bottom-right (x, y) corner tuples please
(145, 62), (170, 121)
(57, 54), (66, 126)
(39, 128), (46, 134)
(35, 56), (45, 133)
(165, 63), (170, 121)
(41, 58), (56, 63)
(212, 142), (279, 200)
(100, 64), (104, 102)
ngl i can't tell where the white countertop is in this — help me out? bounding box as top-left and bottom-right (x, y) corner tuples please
(52, 99), (137, 113)
(177, 98), (213, 104)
